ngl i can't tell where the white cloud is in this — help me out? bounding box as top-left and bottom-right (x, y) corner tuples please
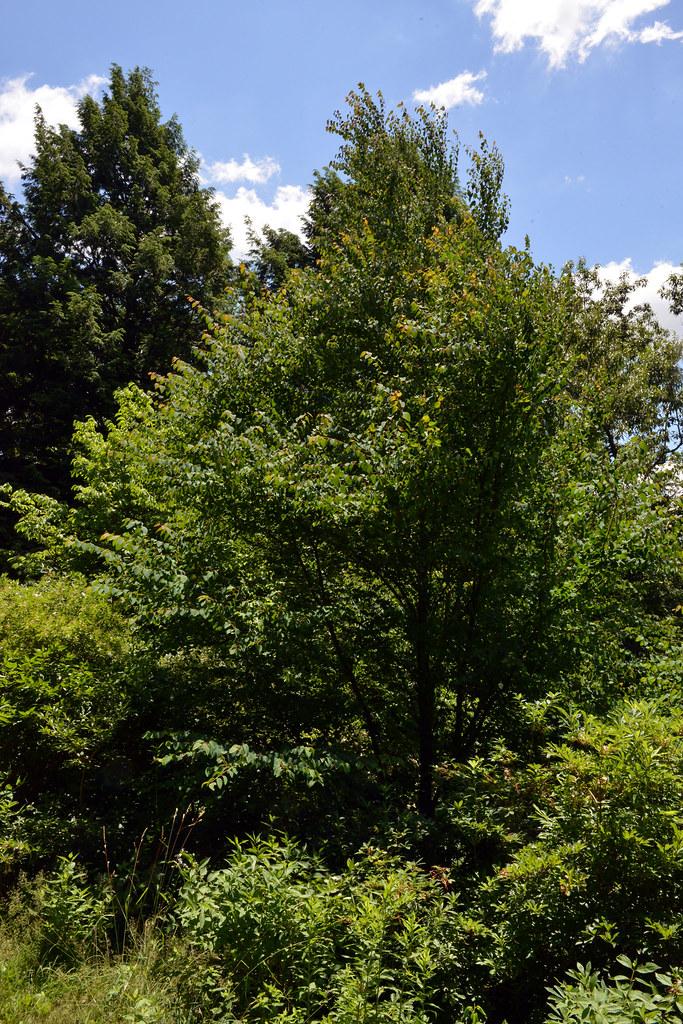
(564, 173), (587, 186)
(203, 154), (280, 185)
(413, 70), (487, 109)
(214, 184), (310, 260)
(473, 0), (683, 67)
(0, 73), (104, 184)
(599, 258), (683, 334)
(637, 19), (683, 42)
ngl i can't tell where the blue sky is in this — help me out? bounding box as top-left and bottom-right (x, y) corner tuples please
(1, 0), (682, 326)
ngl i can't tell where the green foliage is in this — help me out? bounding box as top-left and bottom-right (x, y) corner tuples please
(248, 225), (315, 291)
(474, 701), (683, 1004)
(0, 778), (32, 877)
(0, 910), (215, 1023)
(175, 835), (460, 1023)
(546, 959), (683, 1023)
(157, 736), (352, 793)
(2, 78), (683, 1024)
(0, 574), (132, 866)
(64, 90), (682, 825)
(308, 85), (461, 259)
(0, 574), (129, 774)
(0, 65), (231, 511)
(564, 261), (683, 464)
(0, 572), (128, 665)
(464, 132), (510, 242)
(38, 856), (114, 966)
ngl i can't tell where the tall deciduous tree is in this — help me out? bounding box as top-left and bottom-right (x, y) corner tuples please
(48, 91), (681, 818)
(0, 65), (231, 505)
(565, 262), (683, 465)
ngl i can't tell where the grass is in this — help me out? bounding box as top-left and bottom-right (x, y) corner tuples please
(0, 918), (225, 1024)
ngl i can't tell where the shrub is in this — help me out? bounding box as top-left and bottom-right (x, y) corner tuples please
(175, 835), (463, 1022)
(0, 574), (132, 865)
(475, 701), (683, 1009)
(38, 856), (114, 965)
(546, 957), (683, 1023)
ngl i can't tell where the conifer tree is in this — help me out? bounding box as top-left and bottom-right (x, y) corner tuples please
(0, 66), (231, 502)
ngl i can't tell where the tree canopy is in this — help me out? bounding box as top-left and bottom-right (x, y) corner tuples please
(48, 90), (681, 819)
(0, 65), (231, 509)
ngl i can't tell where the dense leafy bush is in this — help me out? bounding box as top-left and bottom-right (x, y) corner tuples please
(546, 958), (683, 1023)
(457, 701), (683, 1015)
(0, 777), (31, 878)
(0, 574), (129, 771)
(175, 835), (468, 1023)
(37, 856), (114, 966)
(0, 574), (133, 868)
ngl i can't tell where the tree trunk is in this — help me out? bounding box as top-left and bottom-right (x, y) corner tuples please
(415, 573), (435, 817)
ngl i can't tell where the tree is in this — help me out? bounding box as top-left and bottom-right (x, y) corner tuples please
(564, 262), (683, 465)
(248, 225), (315, 291)
(0, 65), (231, 507)
(247, 85), (476, 291)
(50, 91), (681, 820)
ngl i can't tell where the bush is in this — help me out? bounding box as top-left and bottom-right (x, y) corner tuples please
(0, 574), (132, 866)
(474, 701), (683, 1010)
(0, 574), (130, 781)
(546, 958), (683, 1023)
(37, 856), (114, 965)
(175, 835), (465, 1022)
